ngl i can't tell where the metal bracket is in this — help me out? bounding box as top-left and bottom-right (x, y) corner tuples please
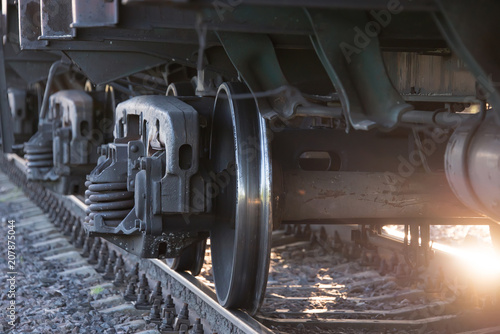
(92, 210), (139, 236)
(216, 31), (306, 119)
(40, 0), (75, 40)
(116, 95), (204, 214)
(305, 9), (413, 130)
(127, 139), (145, 192)
(18, 0), (45, 50)
(71, 0), (119, 28)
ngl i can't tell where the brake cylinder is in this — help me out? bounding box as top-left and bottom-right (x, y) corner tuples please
(445, 112), (500, 221)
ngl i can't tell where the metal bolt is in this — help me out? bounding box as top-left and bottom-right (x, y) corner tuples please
(124, 282), (137, 301)
(159, 310), (174, 332)
(126, 263), (139, 283)
(95, 254), (107, 273)
(147, 302), (162, 324)
(138, 273), (150, 294)
(99, 242), (109, 259)
(113, 256), (124, 274)
(162, 295), (176, 317)
(174, 303), (190, 331)
(108, 250), (117, 264)
(149, 281), (163, 305)
(132, 219), (146, 232)
(113, 269), (125, 287)
(87, 246), (99, 265)
(80, 237), (93, 258)
(103, 261), (115, 280)
(75, 227), (86, 249)
(134, 288), (151, 310)
(191, 318), (204, 334)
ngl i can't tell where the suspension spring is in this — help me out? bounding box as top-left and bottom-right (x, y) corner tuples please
(84, 180), (134, 227)
(24, 144), (53, 169)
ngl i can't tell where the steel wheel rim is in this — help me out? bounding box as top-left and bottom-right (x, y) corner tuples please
(210, 82), (272, 313)
(165, 239), (206, 276)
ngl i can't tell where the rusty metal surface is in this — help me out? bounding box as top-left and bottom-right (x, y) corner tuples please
(40, 0), (75, 39)
(282, 171), (478, 221)
(71, 0), (118, 28)
(384, 52), (477, 99)
(18, 0), (46, 49)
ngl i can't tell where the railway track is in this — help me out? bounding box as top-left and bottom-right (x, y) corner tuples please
(1, 154), (273, 334)
(2, 153), (500, 333)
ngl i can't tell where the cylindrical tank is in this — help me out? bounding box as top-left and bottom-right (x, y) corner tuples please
(445, 112), (500, 221)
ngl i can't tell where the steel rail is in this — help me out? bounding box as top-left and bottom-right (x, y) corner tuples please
(5, 152), (274, 334)
(150, 259), (274, 334)
(5, 152), (500, 333)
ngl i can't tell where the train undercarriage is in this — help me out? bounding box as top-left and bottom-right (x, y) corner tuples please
(0, 0), (499, 313)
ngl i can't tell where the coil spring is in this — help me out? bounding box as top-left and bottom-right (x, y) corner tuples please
(84, 180), (134, 227)
(24, 144), (53, 169)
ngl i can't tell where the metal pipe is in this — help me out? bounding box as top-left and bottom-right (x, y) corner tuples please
(39, 60), (65, 120)
(294, 104), (344, 118)
(400, 109), (472, 128)
(108, 82), (138, 97)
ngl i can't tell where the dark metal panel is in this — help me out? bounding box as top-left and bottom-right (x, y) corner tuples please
(7, 61), (54, 84)
(272, 128), (411, 173)
(216, 31), (304, 119)
(18, 0), (47, 50)
(40, 0), (75, 39)
(281, 171), (477, 221)
(71, 0), (119, 28)
(65, 51), (168, 85)
(306, 9), (413, 130)
(383, 52), (476, 98)
(123, 0), (437, 11)
(204, 6), (311, 35)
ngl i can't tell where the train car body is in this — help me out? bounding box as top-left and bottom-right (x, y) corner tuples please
(0, 0), (499, 313)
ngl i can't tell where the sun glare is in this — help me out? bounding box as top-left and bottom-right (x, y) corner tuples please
(382, 226), (500, 282)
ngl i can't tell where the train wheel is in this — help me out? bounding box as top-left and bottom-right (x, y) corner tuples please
(165, 239), (206, 276)
(209, 82), (272, 313)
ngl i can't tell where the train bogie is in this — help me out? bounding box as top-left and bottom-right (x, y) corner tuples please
(24, 87), (114, 194)
(1, 0), (500, 313)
